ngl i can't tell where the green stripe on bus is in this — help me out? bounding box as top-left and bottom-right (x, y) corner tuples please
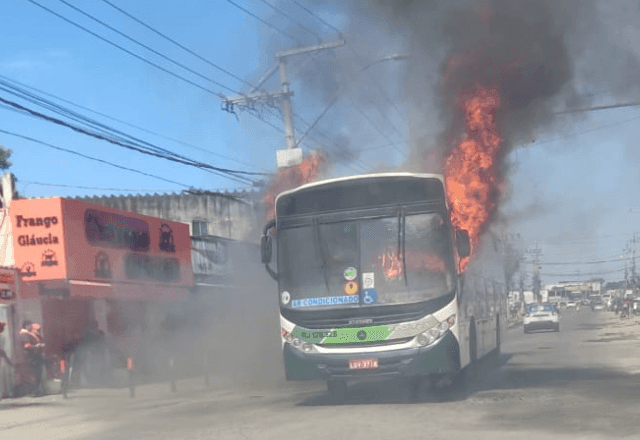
(291, 325), (394, 344)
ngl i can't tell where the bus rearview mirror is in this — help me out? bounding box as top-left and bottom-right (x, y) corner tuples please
(261, 235), (272, 264)
(456, 230), (470, 259)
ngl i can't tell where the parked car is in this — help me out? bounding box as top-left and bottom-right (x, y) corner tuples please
(524, 303), (560, 333)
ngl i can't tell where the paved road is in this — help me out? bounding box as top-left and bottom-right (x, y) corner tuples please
(3, 310), (640, 440)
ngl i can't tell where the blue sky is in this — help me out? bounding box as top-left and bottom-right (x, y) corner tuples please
(2, 0), (640, 286)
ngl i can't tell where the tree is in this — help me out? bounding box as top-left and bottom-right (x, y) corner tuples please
(0, 147), (12, 170)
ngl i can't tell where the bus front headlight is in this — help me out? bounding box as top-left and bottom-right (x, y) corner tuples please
(417, 333), (430, 346)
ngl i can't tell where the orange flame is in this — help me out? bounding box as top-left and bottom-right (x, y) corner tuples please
(444, 86), (501, 271)
(378, 248), (446, 281)
(263, 153), (326, 222)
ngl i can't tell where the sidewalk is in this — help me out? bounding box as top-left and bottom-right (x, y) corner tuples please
(592, 312), (640, 375)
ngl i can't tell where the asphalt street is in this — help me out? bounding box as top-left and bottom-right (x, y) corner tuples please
(2, 309), (640, 440)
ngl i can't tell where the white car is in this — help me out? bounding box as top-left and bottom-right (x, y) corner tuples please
(566, 301), (577, 308)
(524, 303), (560, 333)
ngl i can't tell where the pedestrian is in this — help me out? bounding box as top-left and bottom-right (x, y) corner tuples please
(18, 321), (46, 396)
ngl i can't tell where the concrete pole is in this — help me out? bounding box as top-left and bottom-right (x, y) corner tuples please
(278, 57), (296, 150)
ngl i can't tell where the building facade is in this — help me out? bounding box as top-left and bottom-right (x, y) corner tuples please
(80, 189), (264, 244)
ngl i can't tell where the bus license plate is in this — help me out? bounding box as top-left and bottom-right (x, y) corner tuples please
(348, 358), (379, 370)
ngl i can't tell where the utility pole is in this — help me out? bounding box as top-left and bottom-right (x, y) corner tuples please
(529, 242), (542, 303)
(632, 233), (637, 294)
(221, 40), (345, 168)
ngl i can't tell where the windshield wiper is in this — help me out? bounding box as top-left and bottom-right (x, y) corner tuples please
(397, 208), (408, 286)
(313, 218), (330, 291)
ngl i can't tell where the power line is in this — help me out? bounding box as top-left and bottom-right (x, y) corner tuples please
(224, 0), (300, 44)
(55, 0), (367, 174)
(255, 0), (321, 40)
(0, 129), (190, 188)
(531, 113), (640, 147)
(541, 267), (626, 277)
(0, 78), (267, 180)
(529, 257), (634, 266)
(288, 0), (341, 35)
(0, 74), (267, 172)
(285, 1), (406, 125)
(223, 0), (387, 171)
(282, 1), (406, 142)
(555, 101), (640, 115)
(22, 181), (168, 193)
(25, 0), (229, 98)
(99, 0), (253, 88)
(56, 0), (240, 97)
(0, 94), (264, 181)
(0, 97), (256, 189)
(27, 0), (321, 167)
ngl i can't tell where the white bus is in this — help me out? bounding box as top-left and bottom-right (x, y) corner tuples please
(261, 173), (506, 399)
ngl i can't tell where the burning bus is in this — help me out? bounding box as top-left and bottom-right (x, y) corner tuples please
(261, 172), (506, 399)
(6, 197), (193, 391)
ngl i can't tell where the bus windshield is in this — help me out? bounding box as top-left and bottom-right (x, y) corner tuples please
(277, 212), (455, 309)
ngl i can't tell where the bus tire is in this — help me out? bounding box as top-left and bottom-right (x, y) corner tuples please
(327, 379), (347, 403)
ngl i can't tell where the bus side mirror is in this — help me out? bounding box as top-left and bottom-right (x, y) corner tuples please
(261, 235), (272, 264)
(456, 230), (470, 258)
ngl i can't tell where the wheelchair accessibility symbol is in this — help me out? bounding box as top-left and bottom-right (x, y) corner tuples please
(361, 289), (377, 305)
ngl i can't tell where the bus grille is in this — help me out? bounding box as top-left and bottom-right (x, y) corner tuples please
(317, 337), (413, 348)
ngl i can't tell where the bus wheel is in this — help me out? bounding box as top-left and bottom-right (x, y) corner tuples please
(327, 379), (347, 403)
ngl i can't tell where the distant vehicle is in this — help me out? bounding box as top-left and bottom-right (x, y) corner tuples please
(592, 301), (605, 311)
(524, 303), (560, 333)
(566, 301), (577, 308)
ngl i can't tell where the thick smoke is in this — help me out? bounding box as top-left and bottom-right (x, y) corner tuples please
(259, 0), (640, 167)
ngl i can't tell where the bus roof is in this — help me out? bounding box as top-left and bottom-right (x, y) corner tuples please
(274, 172), (445, 205)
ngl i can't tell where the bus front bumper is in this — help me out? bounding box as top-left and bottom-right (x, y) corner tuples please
(283, 331), (460, 380)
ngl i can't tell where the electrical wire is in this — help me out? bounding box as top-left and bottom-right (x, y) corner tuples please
(288, 0), (341, 35)
(223, 0), (384, 171)
(224, 0), (300, 43)
(0, 128), (191, 188)
(285, 0), (406, 124)
(255, 0), (321, 40)
(25, 0), (229, 98)
(22, 181), (168, 192)
(0, 74), (267, 172)
(0, 95), (264, 182)
(29, 0), (372, 176)
(56, 0), (238, 94)
(99, 0), (254, 88)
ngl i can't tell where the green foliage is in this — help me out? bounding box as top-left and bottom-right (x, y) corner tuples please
(0, 147), (12, 170)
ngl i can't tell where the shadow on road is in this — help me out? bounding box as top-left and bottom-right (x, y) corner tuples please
(0, 401), (56, 410)
(297, 350), (513, 406)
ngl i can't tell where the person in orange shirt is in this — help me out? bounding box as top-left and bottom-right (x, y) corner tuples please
(18, 320), (46, 396)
